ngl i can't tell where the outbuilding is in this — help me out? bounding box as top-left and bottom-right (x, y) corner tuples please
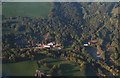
(84, 44), (88, 46)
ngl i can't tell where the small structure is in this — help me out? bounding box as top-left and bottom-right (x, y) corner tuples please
(90, 40), (98, 44)
(47, 42), (56, 46)
(35, 70), (45, 77)
(97, 51), (100, 55)
(88, 42), (91, 45)
(43, 45), (50, 48)
(84, 44), (88, 46)
(97, 51), (102, 58)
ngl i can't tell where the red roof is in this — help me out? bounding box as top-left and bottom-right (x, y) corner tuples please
(91, 40), (97, 43)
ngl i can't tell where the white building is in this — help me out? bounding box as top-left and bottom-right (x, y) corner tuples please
(44, 45), (50, 48)
(47, 42), (54, 46)
(84, 44), (88, 46)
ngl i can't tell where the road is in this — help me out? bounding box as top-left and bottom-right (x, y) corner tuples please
(86, 47), (99, 60)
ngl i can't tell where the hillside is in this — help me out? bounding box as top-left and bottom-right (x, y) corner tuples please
(2, 2), (120, 77)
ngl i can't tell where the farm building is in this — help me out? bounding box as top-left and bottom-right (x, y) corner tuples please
(84, 44), (88, 46)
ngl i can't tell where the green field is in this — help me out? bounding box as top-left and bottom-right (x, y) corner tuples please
(3, 57), (85, 76)
(2, 60), (38, 76)
(35, 58), (85, 76)
(2, 2), (52, 18)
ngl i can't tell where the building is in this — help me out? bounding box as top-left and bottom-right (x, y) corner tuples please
(90, 40), (98, 43)
(47, 42), (56, 46)
(32, 42), (61, 50)
(43, 45), (50, 48)
(47, 43), (54, 46)
(97, 51), (100, 55)
(84, 44), (88, 46)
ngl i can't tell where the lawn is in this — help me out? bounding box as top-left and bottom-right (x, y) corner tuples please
(2, 57), (86, 76)
(2, 2), (52, 18)
(37, 57), (86, 76)
(2, 60), (38, 76)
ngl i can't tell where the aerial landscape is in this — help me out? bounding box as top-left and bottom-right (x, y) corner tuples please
(2, 2), (120, 77)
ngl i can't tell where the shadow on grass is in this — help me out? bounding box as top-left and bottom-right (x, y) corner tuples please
(85, 63), (97, 76)
(60, 63), (74, 76)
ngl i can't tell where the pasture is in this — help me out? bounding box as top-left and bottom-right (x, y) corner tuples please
(2, 2), (52, 18)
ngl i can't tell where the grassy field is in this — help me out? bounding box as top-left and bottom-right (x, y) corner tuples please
(2, 2), (52, 18)
(2, 60), (38, 76)
(3, 57), (86, 76)
(37, 58), (85, 76)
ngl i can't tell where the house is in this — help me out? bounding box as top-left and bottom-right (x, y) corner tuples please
(47, 42), (56, 46)
(90, 40), (98, 43)
(43, 45), (50, 48)
(84, 44), (88, 46)
(48, 43), (53, 46)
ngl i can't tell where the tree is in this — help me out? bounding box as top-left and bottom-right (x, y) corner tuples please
(9, 54), (15, 62)
(81, 47), (86, 54)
